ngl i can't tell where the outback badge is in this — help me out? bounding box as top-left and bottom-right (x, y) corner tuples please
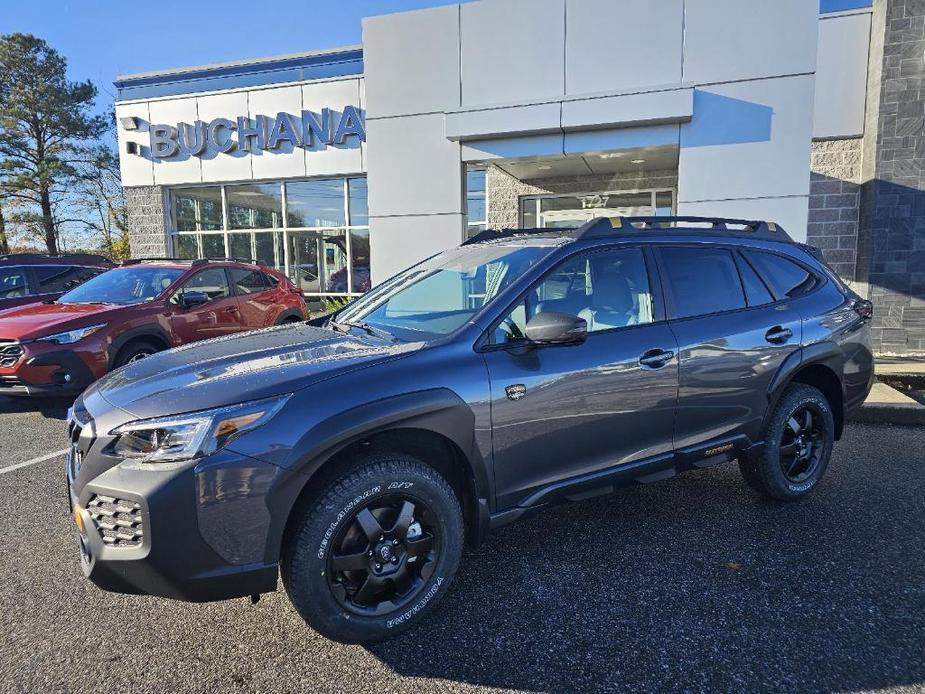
(505, 384), (527, 401)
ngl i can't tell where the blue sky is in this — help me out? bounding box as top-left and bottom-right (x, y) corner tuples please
(2, 0), (468, 114)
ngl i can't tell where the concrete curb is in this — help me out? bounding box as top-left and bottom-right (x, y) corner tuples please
(846, 381), (925, 426)
(848, 404), (925, 426)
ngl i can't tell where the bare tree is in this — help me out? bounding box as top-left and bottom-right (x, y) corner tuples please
(74, 145), (129, 261)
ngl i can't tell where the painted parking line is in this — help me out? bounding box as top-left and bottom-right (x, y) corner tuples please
(0, 449), (69, 475)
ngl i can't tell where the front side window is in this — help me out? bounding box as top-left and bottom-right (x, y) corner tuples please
(172, 268), (230, 303)
(744, 251), (818, 300)
(0, 267), (27, 298)
(493, 247), (654, 342)
(58, 267), (185, 306)
(659, 247), (746, 319)
(339, 244), (556, 340)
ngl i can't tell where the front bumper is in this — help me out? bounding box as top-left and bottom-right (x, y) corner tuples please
(0, 345), (99, 397)
(67, 441), (288, 602)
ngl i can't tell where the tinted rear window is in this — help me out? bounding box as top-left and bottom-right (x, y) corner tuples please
(659, 247), (746, 319)
(744, 251), (818, 299)
(734, 252), (775, 307)
(34, 265), (101, 293)
(229, 267), (270, 294)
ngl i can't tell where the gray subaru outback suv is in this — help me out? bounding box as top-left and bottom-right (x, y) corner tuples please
(66, 216), (874, 643)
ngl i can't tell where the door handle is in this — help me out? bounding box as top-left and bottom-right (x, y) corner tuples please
(765, 326), (793, 344)
(639, 348), (674, 369)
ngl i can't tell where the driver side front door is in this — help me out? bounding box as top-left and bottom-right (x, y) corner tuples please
(481, 246), (679, 510)
(166, 267), (244, 343)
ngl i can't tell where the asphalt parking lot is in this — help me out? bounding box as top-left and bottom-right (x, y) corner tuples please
(0, 396), (922, 694)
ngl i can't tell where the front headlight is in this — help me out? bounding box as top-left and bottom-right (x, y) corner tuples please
(35, 324), (107, 345)
(108, 395), (291, 463)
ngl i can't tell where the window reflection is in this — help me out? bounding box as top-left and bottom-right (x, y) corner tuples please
(287, 229), (348, 294)
(226, 183), (283, 229)
(286, 180), (346, 228)
(172, 187), (223, 232)
(169, 177), (370, 307)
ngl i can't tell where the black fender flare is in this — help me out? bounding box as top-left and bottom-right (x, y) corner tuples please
(269, 388), (491, 560)
(274, 308), (305, 325)
(766, 342), (846, 429)
(107, 326), (172, 368)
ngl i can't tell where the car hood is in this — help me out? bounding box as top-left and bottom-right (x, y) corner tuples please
(0, 301), (114, 340)
(90, 324), (424, 419)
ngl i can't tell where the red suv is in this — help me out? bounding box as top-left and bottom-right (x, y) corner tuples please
(0, 253), (113, 311)
(0, 258), (306, 397)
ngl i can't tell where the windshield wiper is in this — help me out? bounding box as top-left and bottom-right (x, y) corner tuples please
(330, 320), (394, 341)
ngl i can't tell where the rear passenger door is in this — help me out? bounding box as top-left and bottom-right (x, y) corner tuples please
(655, 245), (803, 451)
(229, 267), (277, 329)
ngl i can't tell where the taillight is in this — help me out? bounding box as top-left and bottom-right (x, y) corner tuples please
(853, 299), (873, 320)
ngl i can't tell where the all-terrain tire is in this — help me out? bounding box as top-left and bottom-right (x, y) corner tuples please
(281, 453), (464, 644)
(738, 383), (835, 501)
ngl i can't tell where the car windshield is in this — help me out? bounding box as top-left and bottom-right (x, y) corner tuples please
(337, 242), (557, 340)
(57, 267), (185, 306)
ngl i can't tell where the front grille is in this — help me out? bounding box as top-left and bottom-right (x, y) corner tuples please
(86, 495), (144, 547)
(0, 375), (23, 388)
(0, 341), (23, 368)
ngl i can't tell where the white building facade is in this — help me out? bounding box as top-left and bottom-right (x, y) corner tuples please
(117, 0), (918, 354)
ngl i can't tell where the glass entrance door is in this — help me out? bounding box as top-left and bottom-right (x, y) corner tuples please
(522, 189), (674, 228)
(540, 207), (655, 228)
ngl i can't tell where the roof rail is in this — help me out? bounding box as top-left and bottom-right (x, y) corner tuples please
(460, 216), (792, 247)
(0, 252), (112, 265)
(121, 257), (268, 267)
(214, 257), (268, 266)
(576, 216), (792, 242)
(121, 257), (194, 266)
(461, 228), (554, 246)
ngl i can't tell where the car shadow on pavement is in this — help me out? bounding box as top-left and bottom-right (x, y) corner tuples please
(0, 396), (70, 420)
(364, 440), (925, 693)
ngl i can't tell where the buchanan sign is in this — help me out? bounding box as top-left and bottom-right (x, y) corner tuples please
(141, 106), (365, 159)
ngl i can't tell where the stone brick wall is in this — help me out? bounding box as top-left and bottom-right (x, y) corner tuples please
(125, 186), (169, 258)
(859, 0), (925, 355)
(807, 138), (863, 281)
(486, 166), (678, 229)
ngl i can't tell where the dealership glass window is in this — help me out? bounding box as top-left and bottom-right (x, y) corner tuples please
(227, 183), (283, 230)
(172, 187), (223, 231)
(465, 169), (487, 239)
(168, 177), (370, 311)
(228, 231), (285, 268)
(286, 179), (346, 228)
(288, 229), (348, 294)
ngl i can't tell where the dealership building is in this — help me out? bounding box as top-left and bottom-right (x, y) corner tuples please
(114, 0), (925, 354)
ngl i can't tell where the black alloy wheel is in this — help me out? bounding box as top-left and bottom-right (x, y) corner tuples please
(778, 404), (825, 484)
(327, 495), (439, 616)
(282, 453), (463, 643)
(737, 383), (835, 501)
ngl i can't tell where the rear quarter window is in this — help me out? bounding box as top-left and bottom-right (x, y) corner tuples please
(658, 247), (747, 319)
(743, 251), (819, 300)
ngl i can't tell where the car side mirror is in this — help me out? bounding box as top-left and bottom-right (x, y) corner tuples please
(179, 290), (209, 309)
(524, 311), (587, 346)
